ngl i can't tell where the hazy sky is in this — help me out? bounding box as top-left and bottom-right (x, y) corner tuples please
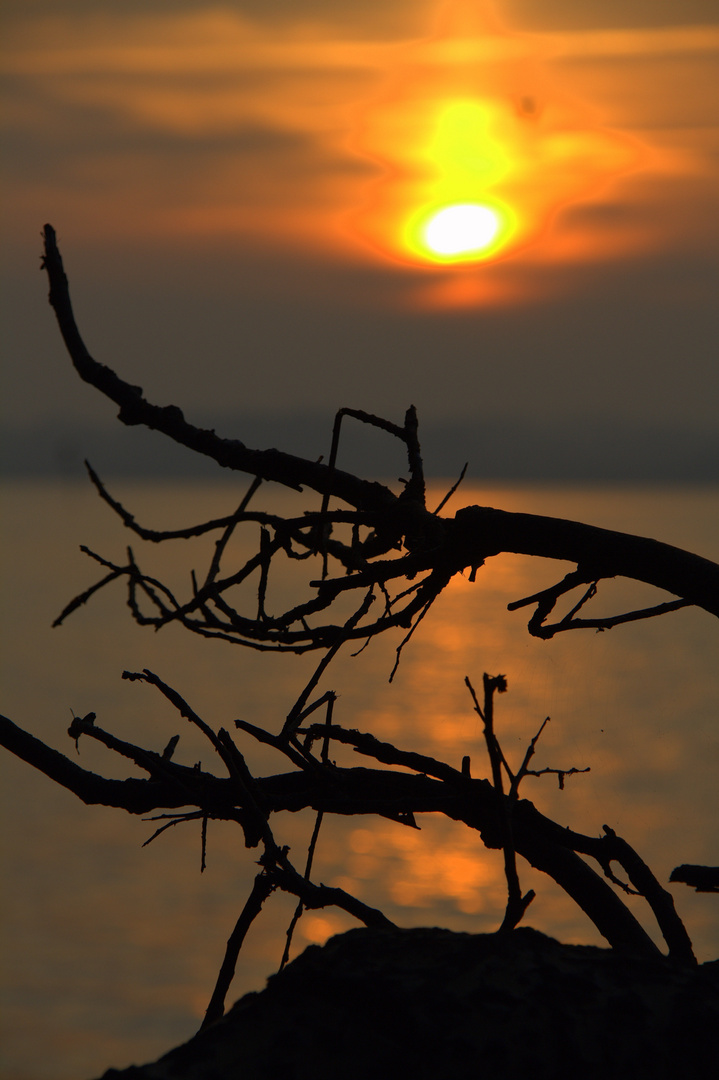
(1, 1), (718, 477)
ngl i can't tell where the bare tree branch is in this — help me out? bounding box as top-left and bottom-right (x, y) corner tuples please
(1, 223), (708, 1034)
(0, 706), (673, 960)
(40, 224), (719, 654)
(466, 675), (535, 932)
(670, 865), (719, 893)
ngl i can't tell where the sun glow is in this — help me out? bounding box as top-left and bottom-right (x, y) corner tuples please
(350, 1), (646, 279)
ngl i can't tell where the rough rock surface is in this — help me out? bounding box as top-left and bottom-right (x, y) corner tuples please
(98, 926), (719, 1080)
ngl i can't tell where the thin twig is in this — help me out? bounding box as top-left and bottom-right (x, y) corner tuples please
(141, 810), (205, 848)
(279, 808), (326, 972)
(466, 674), (535, 931)
(200, 872), (275, 1030)
(283, 590), (374, 737)
(432, 462), (468, 516)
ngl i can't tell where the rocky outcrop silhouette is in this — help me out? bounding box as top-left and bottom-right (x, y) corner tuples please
(98, 926), (719, 1080)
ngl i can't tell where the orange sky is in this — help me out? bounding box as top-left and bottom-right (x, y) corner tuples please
(1, 0), (718, 468)
(3, 2), (718, 297)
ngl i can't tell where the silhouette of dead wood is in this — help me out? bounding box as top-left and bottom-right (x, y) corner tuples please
(39, 223), (719, 657)
(1, 225), (715, 1036)
(0, 667), (697, 983)
(671, 865), (719, 893)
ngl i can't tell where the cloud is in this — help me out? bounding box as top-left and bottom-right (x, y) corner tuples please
(503, 0), (719, 32)
(544, 24), (719, 58)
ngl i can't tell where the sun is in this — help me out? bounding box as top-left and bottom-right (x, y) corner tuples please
(348, 1), (645, 282)
(409, 200), (514, 262)
(425, 203), (498, 256)
(351, 91), (538, 269)
(397, 99), (521, 265)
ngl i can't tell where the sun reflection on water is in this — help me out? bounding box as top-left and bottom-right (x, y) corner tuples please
(2, 480), (718, 1080)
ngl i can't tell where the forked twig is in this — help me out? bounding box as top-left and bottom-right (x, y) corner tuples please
(466, 674), (535, 931)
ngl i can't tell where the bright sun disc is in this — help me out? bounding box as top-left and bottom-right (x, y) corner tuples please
(423, 203), (501, 256)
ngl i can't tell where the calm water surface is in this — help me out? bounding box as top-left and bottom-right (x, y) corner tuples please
(1, 479), (717, 1079)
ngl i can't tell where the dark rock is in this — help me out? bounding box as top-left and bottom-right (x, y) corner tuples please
(97, 926), (719, 1080)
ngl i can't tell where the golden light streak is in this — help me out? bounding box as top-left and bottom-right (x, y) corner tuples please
(344, 821), (505, 916)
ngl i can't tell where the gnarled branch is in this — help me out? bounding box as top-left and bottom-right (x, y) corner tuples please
(0, 707), (685, 961)
(40, 224), (719, 654)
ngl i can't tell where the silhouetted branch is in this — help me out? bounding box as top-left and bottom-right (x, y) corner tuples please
(282, 590), (375, 737)
(52, 563), (125, 626)
(41, 225), (397, 513)
(0, 695), (676, 961)
(2, 223), (710, 1036)
(508, 574), (691, 638)
(670, 865), (719, 893)
(431, 462), (468, 516)
(85, 460), (262, 542)
(507, 717), (591, 791)
(123, 668), (223, 753)
(279, 807), (325, 972)
(299, 722), (461, 786)
(40, 224), (719, 659)
(202, 816), (395, 1027)
(450, 505), (719, 621)
(466, 674), (535, 931)
(201, 872), (275, 1029)
(599, 827), (695, 965)
(141, 810), (205, 849)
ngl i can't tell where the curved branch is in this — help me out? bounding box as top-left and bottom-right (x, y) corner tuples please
(0, 713), (211, 813)
(41, 225), (395, 514)
(0, 713), (668, 957)
(451, 506), (719, 620)
(41, 225), (719, 626)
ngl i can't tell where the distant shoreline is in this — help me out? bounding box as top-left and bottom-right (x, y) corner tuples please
(2, 416), (718, 484)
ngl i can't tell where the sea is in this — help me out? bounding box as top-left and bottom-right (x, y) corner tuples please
(1, 478), (717, 1080)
